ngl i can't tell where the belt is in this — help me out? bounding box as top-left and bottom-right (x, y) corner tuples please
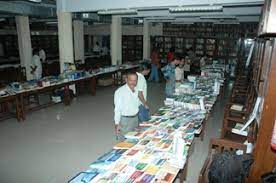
(122, 114), (137, 118)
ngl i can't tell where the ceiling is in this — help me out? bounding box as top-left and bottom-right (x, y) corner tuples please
(0, 0), (265, 25)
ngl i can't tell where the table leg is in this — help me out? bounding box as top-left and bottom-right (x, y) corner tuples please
(90, 77), (96, 96)
(16, 94), (25, 121)
(63, 85), (71, 105)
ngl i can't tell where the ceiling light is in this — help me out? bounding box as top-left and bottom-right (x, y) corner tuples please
(200, 15), (236, 19)
(169, 5), (223, 13)
(171, 22), (194, 25)
(28, 0), (42, 2)
(98, 9), (137, 15)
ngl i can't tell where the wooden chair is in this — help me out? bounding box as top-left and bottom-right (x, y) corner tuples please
(198, 138), (247, 183)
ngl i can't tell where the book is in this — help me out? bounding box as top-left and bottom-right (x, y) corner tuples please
(230, 104), (244, 111)
(68, 169), (105, 183)
(113, 139), (138, 150)
(125, 131), (145, 140)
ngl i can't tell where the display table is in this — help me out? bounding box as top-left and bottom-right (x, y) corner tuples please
(69, 75), (225, 183)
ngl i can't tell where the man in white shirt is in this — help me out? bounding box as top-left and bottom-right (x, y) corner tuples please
(93, 42), (101, 55)
(31, 49), (42, 80)
(114, 72), (140, 139)
(136, 63), (151, 122)
(39, 48), (46, 62)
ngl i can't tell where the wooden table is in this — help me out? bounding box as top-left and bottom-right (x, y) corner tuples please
(0, 94), (22, 121)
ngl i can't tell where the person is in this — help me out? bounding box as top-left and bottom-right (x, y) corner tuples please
(175, 58), (185, 85)
(101, 44), (109, 56)
(184, 56), (191, 79)
(114, 72), (140, 140)
(39, 48), (46, 62)
(161, 55), (181, 97)
(200, 55), (207, 69)
(93, 42), (101, 55)
(136, 63), (151, 123)
(31, 49), (42, 80)
(167, 47), (175, 62)
(148, 47), (160, 82)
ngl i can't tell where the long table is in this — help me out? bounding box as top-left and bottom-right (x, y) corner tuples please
(68, 75), (224, 183)
(0, 64), (140, 122)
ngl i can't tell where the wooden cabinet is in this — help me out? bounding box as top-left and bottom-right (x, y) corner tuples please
(258, 0), (276, 36)
(122, 35), (143, 63)
(151, 23), (256, 63)
(248, 38), (276, 182)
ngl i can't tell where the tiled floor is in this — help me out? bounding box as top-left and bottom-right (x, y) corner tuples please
(0, 82), (229, 183)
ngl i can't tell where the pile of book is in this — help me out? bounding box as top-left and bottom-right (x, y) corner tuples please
(69, 107), (207, 183)
(69, 75), (222, 183)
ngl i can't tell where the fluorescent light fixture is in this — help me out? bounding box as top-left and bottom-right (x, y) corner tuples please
(200, 15), (236, 19)
(28, 0), (42, 2)
(45, 21), (58, 24)
(171, 22), (194, 25)
(98, 9), (137, 15)
(214, 21), (239, 25)
(169, 5), (223, 13)
(146, 17), (175, 20)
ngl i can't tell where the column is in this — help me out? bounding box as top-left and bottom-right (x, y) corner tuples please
(57, 12), (74, 72)
(73, 20), (85, 63)
(143, 20), (151, 60)
(111, 16), (122, 65)
(15, 16), (33, 80)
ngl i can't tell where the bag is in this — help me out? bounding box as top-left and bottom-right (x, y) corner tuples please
(208, 151), (254, 183)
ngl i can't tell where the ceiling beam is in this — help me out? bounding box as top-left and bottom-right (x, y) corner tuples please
(0, 1), (56, 17)
(57, 0), (264, 13)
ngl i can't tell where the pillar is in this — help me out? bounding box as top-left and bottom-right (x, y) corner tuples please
(143, 20), (151, 60)
(57, 12), (74, 72)
(15, 16), (33, 80)
(111, 16), (122, 65)
(73, 20), (85, 63)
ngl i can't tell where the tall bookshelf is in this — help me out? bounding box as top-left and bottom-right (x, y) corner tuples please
(151, 22), (258, 63)
(122, 35), (143, 63)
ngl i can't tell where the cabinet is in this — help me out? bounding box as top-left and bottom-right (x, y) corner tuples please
(258, 0), (276, 36)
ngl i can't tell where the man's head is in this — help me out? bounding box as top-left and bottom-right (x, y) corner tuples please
(179, 58), (185, 68)
(126, 71), (138, 91)
(140, 63), (151, 76)
(33, 48), (39, 56)
(172, 54), (181, 66)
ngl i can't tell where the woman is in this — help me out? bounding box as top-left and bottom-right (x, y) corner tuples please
(149, 47), (160, 82)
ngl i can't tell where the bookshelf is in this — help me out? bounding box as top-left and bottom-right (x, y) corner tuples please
(122, 35), (143, 63)
(31, 35), (59, 58)
(151, 22), (258, 63)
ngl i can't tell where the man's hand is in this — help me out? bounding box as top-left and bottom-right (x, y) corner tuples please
(144, 102), (150, 109)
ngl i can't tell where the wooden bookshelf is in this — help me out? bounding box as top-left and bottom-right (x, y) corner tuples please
(151, 22), (257, 63)
(122, 35), (143, 63)
(31, 35), (59, 57)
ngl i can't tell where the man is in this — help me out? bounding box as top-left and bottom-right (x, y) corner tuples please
(93, 41), (101, 55)
(39, 48), (46, 63)
(31, 49), (42, 80)
(114, 72), (140, 139)
(161, 55), (181, 97)
(136, 63), (151, 122)
(149, 47), (160, 82)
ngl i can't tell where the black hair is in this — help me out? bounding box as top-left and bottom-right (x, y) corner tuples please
(140, 63), (151, 71)
(33, 48), (39, 55)
(127, 71), (138, 78)
(174, 53), (181, 61)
